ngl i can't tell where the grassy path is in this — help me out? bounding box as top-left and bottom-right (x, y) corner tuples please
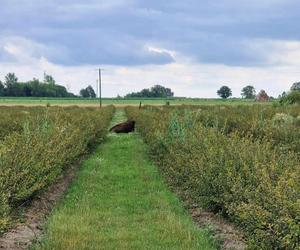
(33, 110), (216, 250)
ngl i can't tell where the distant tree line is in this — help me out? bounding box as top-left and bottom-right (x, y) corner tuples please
(279, 82), (300, 105)
(0, 72), (100, 98)
(217, 82), (300, 105)
(125, 85), (174, 98)
(2, 72), (299, 104)
(216, 84), (270, 101)
(79, 85), (96, 98)
(216, 85), (257, 99)
(0, 73), (75, 97)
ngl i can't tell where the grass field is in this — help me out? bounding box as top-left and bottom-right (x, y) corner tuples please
(0, 96), (266, 106)
(32, 110), (216, 250)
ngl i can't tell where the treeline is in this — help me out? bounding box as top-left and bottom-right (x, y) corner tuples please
(0, 73), (75, 97)
(125, 85), (174, 98)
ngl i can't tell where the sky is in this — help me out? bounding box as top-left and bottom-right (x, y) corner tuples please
(0, 0), (300, 97)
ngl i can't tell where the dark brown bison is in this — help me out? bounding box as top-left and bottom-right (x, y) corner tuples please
(109, 120), (135, 133)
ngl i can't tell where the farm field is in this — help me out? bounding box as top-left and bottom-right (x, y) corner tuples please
(0, 105), (115, 234)
(126, 104), (300, 249)
(32, 110), (216, 250)
(1, 103), (299, 249)
(2, 1), (300, 249)
(0, 97), (266, 107)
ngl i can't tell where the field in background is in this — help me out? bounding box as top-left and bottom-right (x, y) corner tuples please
(0, 97), (269, 106)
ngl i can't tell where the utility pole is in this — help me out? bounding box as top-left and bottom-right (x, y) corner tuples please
(96, 79), (98, 99)
(98, 68), (102, 108)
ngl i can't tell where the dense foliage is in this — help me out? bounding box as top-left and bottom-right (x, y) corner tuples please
(256, 90), (270, 102)
(290, 82), (300, 92)
(280, 91), (300, 105)
(0, 106), (114, 233)
(217, 86), (232, 99)
(126, 105), (300, 249)
(125, 84), (174, 98)
(0, 73), (75, 97)
(241, 85), (256, 99)
(79, 85), (96, 98)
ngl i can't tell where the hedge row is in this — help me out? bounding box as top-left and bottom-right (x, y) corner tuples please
(143, 105), (300, 154)
(0, 106), (46, 141)
(0, 106), (114, 233)
(126, 106), (300, 249)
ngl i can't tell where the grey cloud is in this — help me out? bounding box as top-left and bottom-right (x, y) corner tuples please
(0, 0), (299, 66)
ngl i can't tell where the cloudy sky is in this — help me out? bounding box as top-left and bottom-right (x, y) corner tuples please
(0, 0), (300, 97)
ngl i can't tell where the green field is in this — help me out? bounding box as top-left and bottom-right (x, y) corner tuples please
(32, 110), (216, 250)
(0, 97), (266, 106)
(126, 105), (300, 249)
(2, 103), (298, 249)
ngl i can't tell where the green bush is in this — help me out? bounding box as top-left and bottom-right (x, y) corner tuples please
(0, 106), (114, 233)
(145, 105), (300, 155)
(280, 91), (300, 105)
(126, 106), (300, 249)
(0, 107), (45, 141)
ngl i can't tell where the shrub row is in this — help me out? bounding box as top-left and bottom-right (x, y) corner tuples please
(143, 105), (300, 154)
(0, 106), (45, 141)
(126, 106), (300, 249)
(0, 106), (114, 233)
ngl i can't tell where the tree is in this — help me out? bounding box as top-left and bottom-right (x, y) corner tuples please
(290, 82), (300, 92)
(278, 91), (287, 99)
(4, 73), (18, 96)
(0, 73), (75, 97)
(44, 74), (56, 85)
(150, 85), (174, 97)
(0, 81), (4, 96)
(140, 88), (152, 97)
(86, 85), (96, 98)
(80, 89), (89, 97)
(256, 90), (269, 102)
(28, 78), (43, 97)
(280, 91), (300, 105)
(241, 85), (256, 99)
(125, 85), (174, 98)
(5, 73), (18, 85)
(217, 86), (232, 99)
(80, 85), (96, 98)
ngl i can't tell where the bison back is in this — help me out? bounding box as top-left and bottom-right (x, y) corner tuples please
(109, 120), (135, 133)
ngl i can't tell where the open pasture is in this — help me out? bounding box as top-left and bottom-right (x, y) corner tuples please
(0, 97), (267, 107)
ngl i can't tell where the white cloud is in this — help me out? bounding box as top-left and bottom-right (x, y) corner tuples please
(0, 36), (299, 98)
(0, 36), (66, 64)
(147, 46), (176, 58)
(267, 40), (300, 66)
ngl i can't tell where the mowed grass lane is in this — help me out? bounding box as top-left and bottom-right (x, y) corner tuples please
(33, 110), (216, 250)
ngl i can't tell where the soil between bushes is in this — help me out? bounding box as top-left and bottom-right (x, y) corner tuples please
(0, 164), (78, 250)
(189, 206), (246, 249)
(161, 178), (246, 249)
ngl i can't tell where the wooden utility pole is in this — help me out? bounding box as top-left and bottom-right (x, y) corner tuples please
(98, 68), (102, 108)
(96, 79), (98, 100)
